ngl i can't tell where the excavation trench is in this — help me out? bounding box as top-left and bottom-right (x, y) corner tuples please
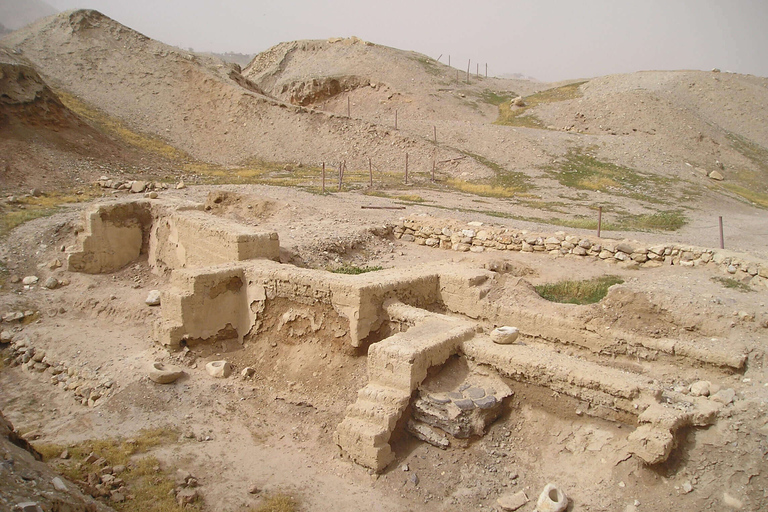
(62, 196), (745, 472)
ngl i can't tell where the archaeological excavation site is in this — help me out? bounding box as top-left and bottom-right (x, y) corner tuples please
(2, 6), (768, 512)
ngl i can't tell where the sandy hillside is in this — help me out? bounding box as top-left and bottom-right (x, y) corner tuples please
(0, 48), (174, 192)
(0, 10), (486, 178)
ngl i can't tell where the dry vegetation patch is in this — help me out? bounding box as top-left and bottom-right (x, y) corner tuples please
(0, 187), (102, 239)
(496, 81), (586, 128)
(34, 427), (197, 512)
(534, 275), (624, 305)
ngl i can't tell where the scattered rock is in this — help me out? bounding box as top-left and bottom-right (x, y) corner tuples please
(497, 490), (529, 511)
(176, 487), (199, 507)
(13, 503), (43, 512)
(42, 277), (59, 290)
(52, 476), (68, 492)
(490, 326), (519, 344)
(536, 483), (567, 512)
(22, 276), (39, 285)
(406, 419), (449, 449)
(711, 388), (736, 405)
(248, 483), (260, 494)
(682, 481), (693, 494)
(205, 360), (232, 378)
(708, 170), (724, 181)
(148, 362), (185, 384)
(130, 181), (147, 193)
(176, 181), (186, 189)
(145, 290), (162, 306)
(241, 367), (256, 379)
(689, 380), (711, 397)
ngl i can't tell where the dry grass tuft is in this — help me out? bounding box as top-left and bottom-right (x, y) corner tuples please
(0, 187), (102, 239)
(252, 493), (299, 512)
(34, 427), (192, 512)
(496, 81), (586, 128)
(535, 275), (624, 305)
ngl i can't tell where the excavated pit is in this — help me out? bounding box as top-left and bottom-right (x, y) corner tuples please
(61, 195), (752, 474)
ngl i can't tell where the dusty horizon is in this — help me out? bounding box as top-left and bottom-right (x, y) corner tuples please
(4, 0), (758, 82)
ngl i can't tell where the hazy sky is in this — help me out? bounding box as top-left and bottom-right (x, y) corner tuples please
(43, 0), (768, 82)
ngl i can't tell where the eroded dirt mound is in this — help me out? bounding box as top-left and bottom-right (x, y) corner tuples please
(204, 191), (284, 224)
(0, 48), (164, 192)
(0, 10), (486, 178)
(533, 71), (768, 179)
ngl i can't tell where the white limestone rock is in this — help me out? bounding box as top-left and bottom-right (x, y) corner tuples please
(490, 326), (519, 344)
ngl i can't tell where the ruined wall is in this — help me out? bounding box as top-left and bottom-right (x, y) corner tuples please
(67, 198), (279, 274)
(392, 217), (768, 290)
(67, 200), (153, 274)
(155, 261), (443, 350)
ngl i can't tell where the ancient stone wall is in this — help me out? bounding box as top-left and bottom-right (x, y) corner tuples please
(67, 198), (279, 274)
(391, 217), (768, 290)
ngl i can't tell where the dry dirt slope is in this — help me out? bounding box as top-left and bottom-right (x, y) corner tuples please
(244, 35), (768, 216)
(244, 37), (543, 123)
(1, 8), (767, 248)
(0, 9), (486, 178)
(0, 47), (164, 192)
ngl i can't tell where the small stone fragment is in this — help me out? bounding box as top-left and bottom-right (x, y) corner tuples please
(682, 481), (693, 494)
(22, 276), (39, 285)
(711, 388), (736, 405)
(205, 360), (232, 378)
(43, 277), (59, 289)
(241, 367), (256, 379)
(536, 483), (567, 512)
(145, 290), (161, 306)
(497, 490), (529, 511)
(490, 326), (520, 344)
(52, 476), (67, 491)
(13, 503), (43, 512)
(453, 398), (476, 411)
(176, 487), (199, 507)
(689, 380), (711, 397)
(473, 395), (498, 409)
(149, 362), (185, 384)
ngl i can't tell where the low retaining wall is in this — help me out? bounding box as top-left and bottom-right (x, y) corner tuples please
(391, 217), (768, 290)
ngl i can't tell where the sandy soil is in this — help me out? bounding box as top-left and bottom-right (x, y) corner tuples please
(1, 184), (767, 511)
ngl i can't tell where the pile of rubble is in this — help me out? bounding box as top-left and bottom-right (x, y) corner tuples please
(1, 334), (115, 408)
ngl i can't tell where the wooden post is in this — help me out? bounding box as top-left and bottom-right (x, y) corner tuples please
(322, 162), (325, 193)
(433, 125), (437, 143)
(466, 60), (470, 84)
(338, 161), (345, 191)
(485, 63), (488, 77)
(597, 206), (603, 237)
(432, 160), (435, 182)
(369, 157), (372, 187)
(719, 216), (724, 249)
(456, 70), (459, 84)
(395, 109), (398, 129)
(476, 63), (479, 76)
(436, 54), (442, 62)
(448, 55), (451, 67)
(347, 96), (350, 117)
(405, 153), (409, 184)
